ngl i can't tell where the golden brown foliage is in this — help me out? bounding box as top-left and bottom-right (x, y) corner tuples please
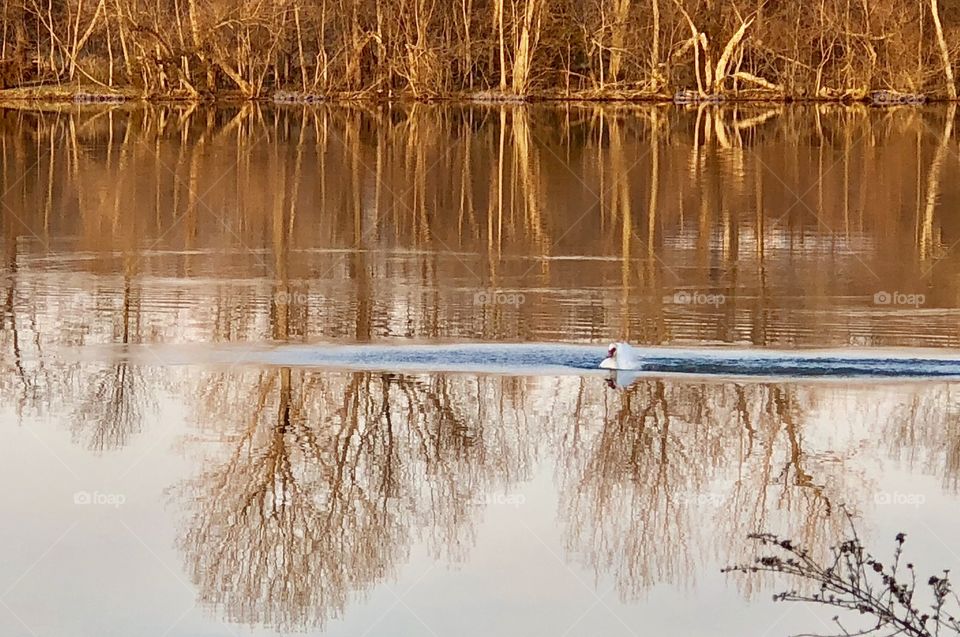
(1, 0), (959, 99)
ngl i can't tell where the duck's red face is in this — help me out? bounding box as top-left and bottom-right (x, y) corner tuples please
(608, 345), (617, 358)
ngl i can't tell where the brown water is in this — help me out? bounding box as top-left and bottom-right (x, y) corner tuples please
(2, 103), (960, 637)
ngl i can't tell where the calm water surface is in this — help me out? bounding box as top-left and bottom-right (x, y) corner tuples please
(2, 103), (960, 636)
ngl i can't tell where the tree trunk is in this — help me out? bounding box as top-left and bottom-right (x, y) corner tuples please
(608, 0), (630, 82)
(650, 0), (659, 73)
(930, 0), (957, 99)
(294, 4), (308, 91)
(494, 0), (506, 91)
(511, 0), (542, 95)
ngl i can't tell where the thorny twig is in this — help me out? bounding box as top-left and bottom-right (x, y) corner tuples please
(723, 508), (960, 637)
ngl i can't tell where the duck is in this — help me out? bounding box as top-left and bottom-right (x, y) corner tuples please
(599, 342), (639, 370)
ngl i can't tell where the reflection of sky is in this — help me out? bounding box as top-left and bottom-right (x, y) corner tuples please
(2, 371), (960, 637)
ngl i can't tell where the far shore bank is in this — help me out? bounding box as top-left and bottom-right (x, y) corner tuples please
(0, 85), (949, 108)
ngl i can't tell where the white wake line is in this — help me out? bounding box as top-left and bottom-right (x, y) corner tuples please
(54, 342), (960, 382)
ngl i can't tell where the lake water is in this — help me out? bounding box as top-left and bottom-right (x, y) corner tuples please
(2, 103), (960, 636)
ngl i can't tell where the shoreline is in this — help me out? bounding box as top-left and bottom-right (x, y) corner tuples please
(0, 85), (947, 107)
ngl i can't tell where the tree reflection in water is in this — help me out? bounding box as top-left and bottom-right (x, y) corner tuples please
(558, 380), (859, 601)
(171, 368), (543, 630)
(163, 368), (960, 630)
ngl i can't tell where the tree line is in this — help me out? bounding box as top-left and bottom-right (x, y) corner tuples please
(0, 0), (958, 100)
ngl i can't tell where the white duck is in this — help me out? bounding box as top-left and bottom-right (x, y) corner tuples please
(599, 342), (640, 370)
